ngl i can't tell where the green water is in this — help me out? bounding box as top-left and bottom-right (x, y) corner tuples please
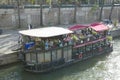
(0, 37), (120, 80)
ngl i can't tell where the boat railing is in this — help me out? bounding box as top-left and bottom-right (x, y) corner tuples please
(22, 36), (110, 58)
(73, 37), (107, 48)
(23, 44), (72, 53)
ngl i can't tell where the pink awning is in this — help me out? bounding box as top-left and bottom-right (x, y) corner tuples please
(69, 24), (88, 31)
(90, 22), (108, 31)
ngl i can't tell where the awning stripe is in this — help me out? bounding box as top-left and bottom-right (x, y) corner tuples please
(90, 23), (108, 31)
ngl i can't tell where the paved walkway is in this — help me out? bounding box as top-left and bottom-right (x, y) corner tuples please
(0, 29), (19, 56)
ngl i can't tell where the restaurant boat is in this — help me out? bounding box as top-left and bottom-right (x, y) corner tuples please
(18, 23), (113, 73)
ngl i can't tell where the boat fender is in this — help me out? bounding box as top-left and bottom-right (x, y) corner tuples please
(79, 53), (82, 59)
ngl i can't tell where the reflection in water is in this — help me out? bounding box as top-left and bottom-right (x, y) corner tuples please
(0, 37), (120, 80)
(0, 64), (22, 80)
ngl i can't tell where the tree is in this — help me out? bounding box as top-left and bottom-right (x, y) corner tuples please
(57, 0), (61, 25)
(40, 0), (43, 26)
(99, 0), (105, 21)
(16, 0), (21, 28)
(29, 0), (35, 4)
(109, 0), (115, 20)
(46, 0), (52, 8)
(115, 0), (120, 3)
(73, 0), (78, 23)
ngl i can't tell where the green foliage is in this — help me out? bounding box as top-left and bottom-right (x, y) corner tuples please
(57, 0), (61, 4)
(115, 0), (120, 3)
(90, 4), (99, 12)
(29, 0), (35, 4)
(46, 0), (51, 4)
(113, 20), (118, 27)
(0, 0), (119, 6)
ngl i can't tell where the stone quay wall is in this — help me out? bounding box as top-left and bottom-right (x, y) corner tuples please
(0, 6), (120, 29)
(0, 53), (18, 66)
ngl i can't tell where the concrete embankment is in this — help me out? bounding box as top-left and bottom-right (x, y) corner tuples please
(0, 52), (18, 66)
(0, 29), (19, 66)
(111, 28), (120, 38)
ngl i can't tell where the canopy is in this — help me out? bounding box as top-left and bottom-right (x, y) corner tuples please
(90, 22), (108, 31)
(19, 27), (73, 38)
(68, 24), (88, 31)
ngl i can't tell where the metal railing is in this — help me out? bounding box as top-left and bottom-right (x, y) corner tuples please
(0, 3), (120, 9)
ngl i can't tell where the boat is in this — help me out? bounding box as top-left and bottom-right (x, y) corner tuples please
(18, 23), (113, 73)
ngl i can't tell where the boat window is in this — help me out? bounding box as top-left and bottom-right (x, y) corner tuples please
(23, 36), (34, 43)
(93, 42), (100, 48)
(79, 46), (85, 53)
(22, 36), (29, 42)
(93, 43), (99, 48)
(31, 53), (37, 63)
(92, 43), (96, 48)
(26, 53), (31, 62)
(57, 49), (62, 60)
(63, 46), (72, 61)
(67, 46), (72, 60)
(73, 48), (79, 54)
(86, 44), (92, 51)
(97, 42), (100, 47)
(63, 47), (68, 62)
(52, 50), (57, 61)
(100, 41), (105, 47)
(38, 52), (44, 63)
(104, 39), (109, 45)
(45, 51), (51, 62)
(72, 48), (79, 57)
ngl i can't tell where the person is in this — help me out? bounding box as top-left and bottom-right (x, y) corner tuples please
(28, 24), (32, 29)
(45, 39), (49, 50)
(59, 39), (63, 47)
(49, 40), (54, 48)
(71, 34), (79, 41)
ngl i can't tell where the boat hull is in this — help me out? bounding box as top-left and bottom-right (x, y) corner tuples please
(23, 46), (113, 73)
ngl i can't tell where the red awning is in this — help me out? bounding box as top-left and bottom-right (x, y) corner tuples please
(69, 24), (88, 31)
(90, 22), (108, 31)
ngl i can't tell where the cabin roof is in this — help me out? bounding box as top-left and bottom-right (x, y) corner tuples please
(90, 22), (108, 31)
(19, 27), (73, 38)
(68, 24), (88, 31)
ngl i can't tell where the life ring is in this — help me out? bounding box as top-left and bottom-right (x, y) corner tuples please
(78, 53), (82, 59)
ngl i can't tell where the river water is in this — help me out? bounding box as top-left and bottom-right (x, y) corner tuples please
(0, 37), (120, 80)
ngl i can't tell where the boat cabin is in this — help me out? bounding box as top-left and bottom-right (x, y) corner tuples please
(19, 27), (74, 72)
